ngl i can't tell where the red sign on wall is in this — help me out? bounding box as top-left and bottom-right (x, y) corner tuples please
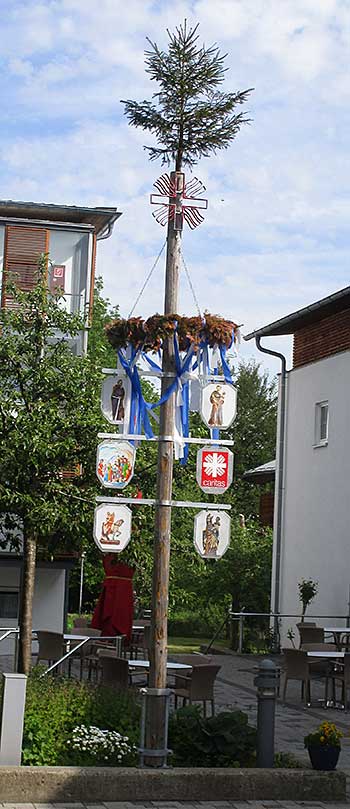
(50, 264), (66, 292)
(196, 446), (233, 494)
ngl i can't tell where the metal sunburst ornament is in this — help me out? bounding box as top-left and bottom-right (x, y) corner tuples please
(150, 172), (208, 231)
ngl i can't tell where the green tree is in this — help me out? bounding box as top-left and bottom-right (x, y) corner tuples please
(122, 20), (252, 170)
(87, 276), (120, 367)
(228, 361), (277, 517)
(206, 520), (273, 649)
(0, 261), (102, 673)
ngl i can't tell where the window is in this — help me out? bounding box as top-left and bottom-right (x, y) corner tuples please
(314, 401), (329, 446)
(0, 591), (19, 619)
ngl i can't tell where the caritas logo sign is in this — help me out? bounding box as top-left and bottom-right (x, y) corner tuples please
(196, 446), (233, 494)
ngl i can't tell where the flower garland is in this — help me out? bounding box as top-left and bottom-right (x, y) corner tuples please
(105, 313), (239, 353)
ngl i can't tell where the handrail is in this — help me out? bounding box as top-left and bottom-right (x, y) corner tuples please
(41, 638), (89, 677)
(229, 612), (349, 619)
(228, 611), (350, 654)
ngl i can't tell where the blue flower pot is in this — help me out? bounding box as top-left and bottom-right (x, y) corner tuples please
(308, 745), (340, 771)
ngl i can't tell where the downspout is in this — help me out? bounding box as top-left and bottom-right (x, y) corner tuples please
(255, 336), (287, 652)
(96, 222), (115, 241)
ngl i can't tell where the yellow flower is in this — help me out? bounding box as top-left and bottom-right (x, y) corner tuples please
(320, 736), (325, 742)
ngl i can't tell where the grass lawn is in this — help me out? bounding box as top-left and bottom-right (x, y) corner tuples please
(168, 636), (230, 654)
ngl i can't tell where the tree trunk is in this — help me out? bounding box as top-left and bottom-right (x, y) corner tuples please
(147, 172), (181, 764)
(17, 532), (37, 674)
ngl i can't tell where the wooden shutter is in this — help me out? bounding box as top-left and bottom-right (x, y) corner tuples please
(259, 491), (275, 527)
(1, 225), (49, 309)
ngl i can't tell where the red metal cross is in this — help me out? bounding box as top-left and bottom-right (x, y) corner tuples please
(150, 172), (208, 231)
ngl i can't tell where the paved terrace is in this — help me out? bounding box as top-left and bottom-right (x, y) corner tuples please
(0, 651), (350, 808)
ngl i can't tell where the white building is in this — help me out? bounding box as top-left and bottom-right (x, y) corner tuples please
(245, 286), (350, 646)
(0, 199), (121, 655)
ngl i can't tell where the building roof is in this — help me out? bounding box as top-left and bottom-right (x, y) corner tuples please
(244, 285), (350, 340)
(243, 459), (276, 483)
(0, 199), (121, 236)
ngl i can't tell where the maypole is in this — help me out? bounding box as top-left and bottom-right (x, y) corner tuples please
(95, 19), (253, 764)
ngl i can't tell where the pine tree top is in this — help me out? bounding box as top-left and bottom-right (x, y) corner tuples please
(122, 20), (253, 170)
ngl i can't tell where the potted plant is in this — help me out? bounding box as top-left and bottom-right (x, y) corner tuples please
(298, 578), (318, 622)
(304, 721), (342, 770)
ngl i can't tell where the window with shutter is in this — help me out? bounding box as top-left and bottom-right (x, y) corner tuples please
(1, 225), (49, 309)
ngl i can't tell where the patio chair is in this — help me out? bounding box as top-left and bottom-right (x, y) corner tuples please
(36, 631), (66, 671)
(98, 651), (129, 690)
(329, 652), (350, 709)
(282, 648), (329, 705)
(128, 627), (147, 660)
(67, 628), (101, 679)
(297, 624), (324, 648)
(174, 663), (221, 717)
(73, 617), (89, 628)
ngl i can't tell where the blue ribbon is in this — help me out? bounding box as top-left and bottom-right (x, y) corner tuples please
(118, 329), (233, 462)
(117, 348), (154, 439)
(219, 344), (233, 385)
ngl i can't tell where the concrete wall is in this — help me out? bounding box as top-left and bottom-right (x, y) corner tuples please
(0, 566), (66, 657)
(274, 349), (350, 645)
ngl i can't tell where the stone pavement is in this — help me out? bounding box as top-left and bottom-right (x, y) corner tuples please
(0, 801), (348, 808)
(210, 652), (350, 770)
(1, 652), (350, 805)
(0, 801), (348, 809)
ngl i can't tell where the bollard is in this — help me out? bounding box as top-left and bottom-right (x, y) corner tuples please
(139, 687), (172, 768)
(254, 659), (279, 768)
(0, 673), (27, 765)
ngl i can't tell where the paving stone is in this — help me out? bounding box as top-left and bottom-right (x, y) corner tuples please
(3, 805), (36, 809)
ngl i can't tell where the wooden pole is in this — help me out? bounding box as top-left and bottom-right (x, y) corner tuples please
(147, 171), (182, 763)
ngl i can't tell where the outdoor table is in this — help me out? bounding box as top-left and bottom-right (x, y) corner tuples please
(307, 650), (345, 657)
(127, 658), (192, 685)
(324, 627), (350, 649)
(128, 659), (192, 670)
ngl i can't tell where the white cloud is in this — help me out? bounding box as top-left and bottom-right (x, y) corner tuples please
(0, 0), (349, 377)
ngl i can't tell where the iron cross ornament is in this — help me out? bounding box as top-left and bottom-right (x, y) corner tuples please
(150, 172), (208, 230)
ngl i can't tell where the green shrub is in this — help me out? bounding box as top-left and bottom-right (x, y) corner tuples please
(168, 705), (256, 767)
(274, 751), (304, 768)
(168, 605), (225, 639)
(22, 670), (140, 766)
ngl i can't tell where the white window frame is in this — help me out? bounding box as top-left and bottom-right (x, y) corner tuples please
(314, 400), (329, 448)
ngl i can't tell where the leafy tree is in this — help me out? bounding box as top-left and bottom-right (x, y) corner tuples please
(205, 519), (273, 649)
(0, 261), (103, 673)
(228, 361), (277, 517)
(87, 276), (120, 368)
(122, 20), (252, 170)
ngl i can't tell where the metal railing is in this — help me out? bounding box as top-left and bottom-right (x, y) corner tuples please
(0, 628), (124, 676)
(229, 611), (350, 654)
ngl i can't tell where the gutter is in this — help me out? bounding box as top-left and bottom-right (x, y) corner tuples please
(96, 217), (120, 241)
(253, 336), (287, 651)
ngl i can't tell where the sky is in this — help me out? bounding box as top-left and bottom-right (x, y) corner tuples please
(0, 0), (349, 377)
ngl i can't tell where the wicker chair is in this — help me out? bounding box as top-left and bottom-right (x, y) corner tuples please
(297, 623), (323, 648)
(67, 628), (101, 679)
(98, 651), (129, 690)
(73, 617), (89, 628)
(282, 648), (329, 705)
(174, 663), (221, 717)
(329, 652), (350, 708)
(36, 631), (65, 671)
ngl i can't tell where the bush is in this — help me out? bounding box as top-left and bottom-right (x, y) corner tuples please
(168, 605), (225, 639)
(22, 670), (140, 766)
(168, 705), (256, 767)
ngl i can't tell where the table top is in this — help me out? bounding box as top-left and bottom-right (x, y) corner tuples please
(307, 650), (345, 658)
(64, 634), (119, 641)
(128, 659), (191, 670)
(324, 627), (350, 634)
